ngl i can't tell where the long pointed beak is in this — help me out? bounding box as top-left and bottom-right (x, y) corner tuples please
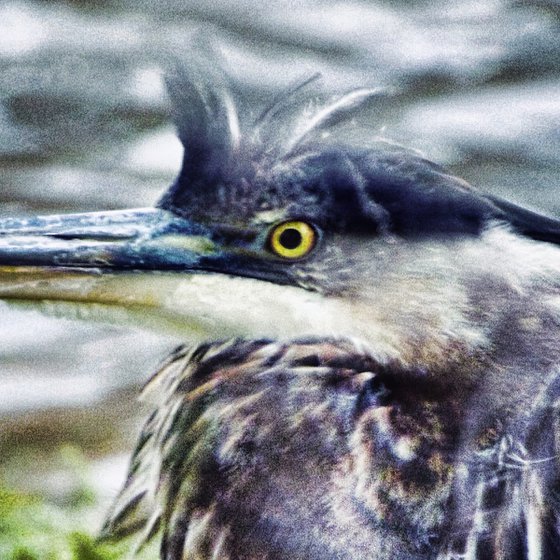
(0, 208), (225, 334)
(0, 207), (322, 339)
(0, 208), (213, 271)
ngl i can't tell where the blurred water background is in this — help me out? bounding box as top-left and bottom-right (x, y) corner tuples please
(0, 0), (559, 553)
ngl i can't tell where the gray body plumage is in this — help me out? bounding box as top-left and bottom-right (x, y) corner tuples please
(0, 63), (559, 558)
(98, 67), (560, 559)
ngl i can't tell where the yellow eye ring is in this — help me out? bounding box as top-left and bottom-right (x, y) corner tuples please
(268, 221), (317, 259)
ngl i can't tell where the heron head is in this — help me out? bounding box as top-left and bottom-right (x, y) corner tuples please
(0, 64), (558, 361)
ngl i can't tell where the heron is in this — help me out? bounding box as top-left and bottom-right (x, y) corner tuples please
(0, 64), (559, 559)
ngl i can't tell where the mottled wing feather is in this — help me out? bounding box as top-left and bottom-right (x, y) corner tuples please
(439, 374), (560, 560)
(103, 339), (560, 559)
(100, 344), (204, 548)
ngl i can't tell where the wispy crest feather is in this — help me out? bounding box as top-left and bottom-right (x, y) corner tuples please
(282, 86), (387, 156)
(165, 57), (241, 183)
(167, 61), (389, 171)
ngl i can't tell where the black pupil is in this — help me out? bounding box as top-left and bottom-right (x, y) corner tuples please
(279, 228), (303, 250)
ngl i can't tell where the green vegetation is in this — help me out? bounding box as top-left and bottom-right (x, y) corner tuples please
(0, 485), (142, 560)
(0, 446), (157, 560)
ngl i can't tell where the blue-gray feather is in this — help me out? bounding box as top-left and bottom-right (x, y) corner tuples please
(159, 67), (560, 244)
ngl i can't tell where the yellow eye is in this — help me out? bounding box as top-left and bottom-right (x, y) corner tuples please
(268, 221), (317, 259)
